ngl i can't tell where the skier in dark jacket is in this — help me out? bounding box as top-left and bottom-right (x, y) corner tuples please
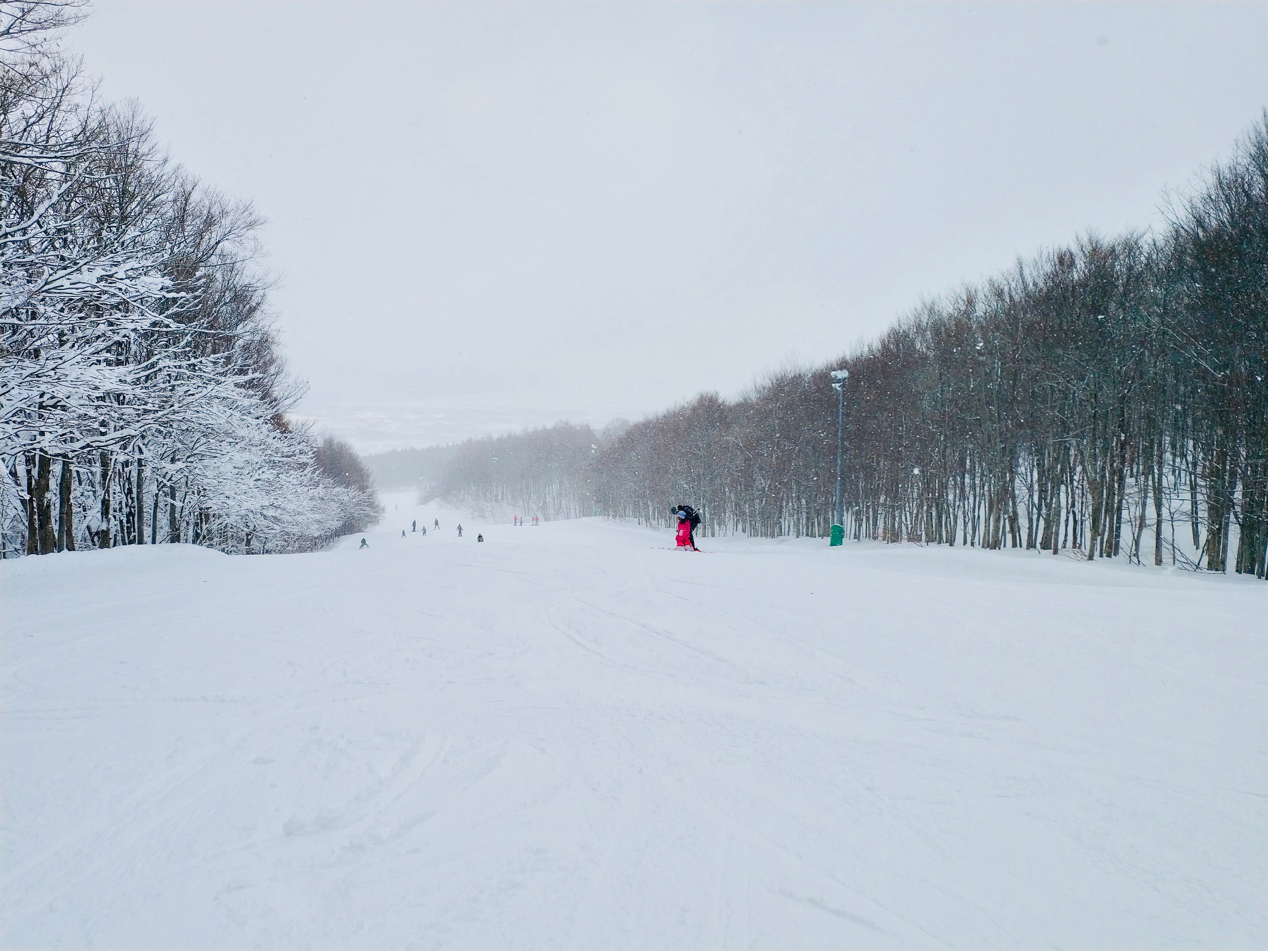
(671, 504), (702, 550)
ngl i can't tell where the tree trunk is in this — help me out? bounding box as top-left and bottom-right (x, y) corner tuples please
(1153, 441), (1165, 566)
(1109, 453), (1127, 558)
(1189, 465), (1202, 551)
(35, 452), (55, 555)
(24, 454), (38, 555)
(1086, 472), (1102, 560)
(1131, 466), (1148, 565)
(98, 451), (112, 549)
(58, 460), (75, 552)
(1008, 481), (1021, 549)
(1204, 440), (1237, 573)
(135, 457), (145, 545)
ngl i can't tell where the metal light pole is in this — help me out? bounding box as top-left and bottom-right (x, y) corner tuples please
(830, 369), (849, 546)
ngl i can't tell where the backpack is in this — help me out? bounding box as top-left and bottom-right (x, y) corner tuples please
(676, 504), (702, 530)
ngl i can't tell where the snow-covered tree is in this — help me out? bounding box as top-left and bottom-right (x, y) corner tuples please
(1, 0), (379, 557)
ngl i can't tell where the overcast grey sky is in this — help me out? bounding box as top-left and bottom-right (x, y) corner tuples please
(70, 1), (1265, 453)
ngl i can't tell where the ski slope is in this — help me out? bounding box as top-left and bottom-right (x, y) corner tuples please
(3, 491), (1265, 949)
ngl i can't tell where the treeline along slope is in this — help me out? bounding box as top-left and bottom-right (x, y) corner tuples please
(1, 2), (380, 556)
(424, 115), (1267, 578)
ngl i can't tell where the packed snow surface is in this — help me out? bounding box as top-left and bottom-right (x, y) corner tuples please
(4, 492), (1265, 949)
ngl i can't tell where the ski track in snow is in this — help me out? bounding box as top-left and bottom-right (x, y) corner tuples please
(2, 490), (1265, 949)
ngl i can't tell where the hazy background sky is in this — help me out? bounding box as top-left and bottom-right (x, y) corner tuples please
(69, 1), (1266, 453)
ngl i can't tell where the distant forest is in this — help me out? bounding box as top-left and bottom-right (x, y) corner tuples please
(363, 444), (460, 492)
(402, 115), (1268, 578)
(1, 2), (380, 556)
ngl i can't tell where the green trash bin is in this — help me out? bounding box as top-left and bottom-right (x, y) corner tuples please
(829, 523), (844, 547)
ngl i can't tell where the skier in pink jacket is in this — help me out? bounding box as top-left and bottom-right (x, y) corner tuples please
(672, 504), (701, 550)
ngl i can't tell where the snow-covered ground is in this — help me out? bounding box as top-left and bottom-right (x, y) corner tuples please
(3, 491), (1265, 949)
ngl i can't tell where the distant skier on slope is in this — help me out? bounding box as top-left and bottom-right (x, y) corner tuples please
(672, 504), (702, 551)
(434, 518), (439, 530)
(457, 524), (463, 537)
(359, 538), (369, 549)
(412, 520), (416, 532)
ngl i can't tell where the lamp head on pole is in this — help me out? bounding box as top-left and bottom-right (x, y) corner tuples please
(830, 368), (849, 391)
